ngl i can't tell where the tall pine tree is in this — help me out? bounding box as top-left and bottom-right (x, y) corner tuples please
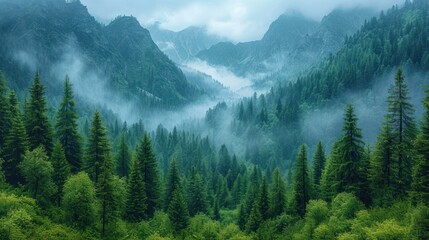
(3, 91), (28, 185)
(165, 159), (181, 210)
(125, 154), (147, 222)
(51, 142), (70, 206)
(0, 72), (10, 150)
(86, 111), (111, 183)
(187, 167), (208, 216)
(292, 145), (311, 217)
(412, 88), (429, 205)
(116, 133), (130, 178)
(386, 68), (417, 197)
(258, 176), (270, 221)
(312, 141), (326, 197)
(25, 72), (53, 155)
(55, 76), (82, 173)
(138, 133), (160, 217)
(270, 168), (287, 217)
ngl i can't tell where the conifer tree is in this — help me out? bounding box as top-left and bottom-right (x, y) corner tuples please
(270, 168), (287, 217)
(213, 198), (221, 220)
(218, 144), (231, 176)
(237, 204), (247, 231)
(86, 111), (111, 183)
(3, 91), (28, 185)
(97, 150), (118, 237)
(25, 72), (53, 155)
(116, 133), (130, 178)
(165, 159), (181, 209)
(293, 145), (311, 217)
(168, 188), (189, 232)
(246, 201), (262, 232)
(55, 76), (82, 173)
(125, 155), (147, 222)
(138, 133), (160, 217)
(51, 142), (70, 206)
(245, 166), (260, 216)
(386, 68), (417, 197)
(258, 176), (270, 221)
(312, 141), (326, 196)
(0, 72), (10, 149)
(412, 88), (429, 204)
(187, 167), (208, 216)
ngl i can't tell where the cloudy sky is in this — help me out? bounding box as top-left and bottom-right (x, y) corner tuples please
(80, 0), (403, 42)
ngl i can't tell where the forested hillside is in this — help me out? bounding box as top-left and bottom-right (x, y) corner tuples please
(0, 0), (429, 240)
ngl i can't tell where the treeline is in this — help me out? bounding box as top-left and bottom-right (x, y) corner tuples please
(0, 68), (429, 239)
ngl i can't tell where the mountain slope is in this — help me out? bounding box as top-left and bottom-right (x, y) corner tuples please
(0, 0), (199, 109)
(148, 23), (223, 64)
(197, 9), (376, 81)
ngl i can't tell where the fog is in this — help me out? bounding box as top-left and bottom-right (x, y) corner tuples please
(81, 0), (403, 42)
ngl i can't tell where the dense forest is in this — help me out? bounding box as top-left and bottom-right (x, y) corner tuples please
(1, 0), (429, 240)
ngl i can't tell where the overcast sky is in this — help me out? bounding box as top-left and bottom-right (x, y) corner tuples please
(80, 0), (404, 42)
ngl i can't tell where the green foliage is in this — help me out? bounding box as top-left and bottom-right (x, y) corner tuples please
(50, 142), (71, 206)
(270, 168), (287, 218)
(0, 72), (10, 150)
(3, 91), (28, 185)
(25, 72), (54, 155)
(85, 111), (111, 183)
(312, 141), (326, 197)
(293, 145), (311, 217)
(168, 188), (189, 232)
(55, 76), (82, 173)
(125, 157), (147, 222)
(164, 159), (181, 210)
(187, 167), (208, 216)
(115, 133), (130, 178)
(19, 146), (54, 206)
(63, 172), (97, 230)
(258, 176), (270, 220)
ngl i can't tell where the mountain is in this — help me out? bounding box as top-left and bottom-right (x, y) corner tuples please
(0, 0), (200, 109)
(197, 9), (376, 82)
(147, 23), (224, 64)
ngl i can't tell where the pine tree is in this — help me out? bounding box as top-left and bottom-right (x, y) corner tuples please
(168, 188), (189, 232)
(165, 159), (181, 210)
(258, 176), (270, 221)
(0, 72), (10, 150)
(270, 168), (287, 217)
(25, 72), (53, 155)
(218, 144), (231, 176)
(51, 142), (71, 206)
(97, 150), (118, 236)
(237, 204), (247, 231)
(246, 201), (262, 232)
(55, 76), (82, 173)
(387, 68), (417, 197)
(412, 88), (429, 205)
(187, 167), (208, 216)
(332, 104), (368, 203)
(138, 133), (160, 217)
(213, 198), (220, 221)
(293, 145), (311, 217)
(86, 111), (111, 183)
(116, 133), (130, 178)
(3, 92), (28, 185)
(125, 155), (147, 222)
(245, 166), (260, 216)
(312, 141), (326, 196)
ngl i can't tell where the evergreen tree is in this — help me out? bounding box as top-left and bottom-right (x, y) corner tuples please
(138, 133), (160, 217)
(312, 141), (326, 196)
(0, 72), (10, 150)
(258, 176), (270, 221)
(168, 188), (189, 232)
(165, 159), (181, 210)
(270, 168), (287, 217)
(387, 68), (417, 197)
(96, 149), (118, 236)
(3, 92), (28, 185)
(86, 111), (111, 183)
(187, 167), (208, 216)
(246, 201), (262, 232)
(50, 142), (70, 206)
(412, 88), (429, 204)
(237, 204), (247, 231)
(55, 76), (82, 173)
(245, 166), (260, 216)
(25, 72), (53, 155)
(293, 145), (311, 217)
(116, 133), (130, 178)
(125, 156), (147, 222)
(213, 198), (220, 221)
(218, 144), (231, 176)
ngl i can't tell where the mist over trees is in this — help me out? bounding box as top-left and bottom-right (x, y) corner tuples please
(0, 0), (428, 239)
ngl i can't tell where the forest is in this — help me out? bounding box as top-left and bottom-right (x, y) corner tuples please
(0, 0), (429, 240)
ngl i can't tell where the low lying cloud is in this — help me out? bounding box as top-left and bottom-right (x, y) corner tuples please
(80, 0), (403, 42)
